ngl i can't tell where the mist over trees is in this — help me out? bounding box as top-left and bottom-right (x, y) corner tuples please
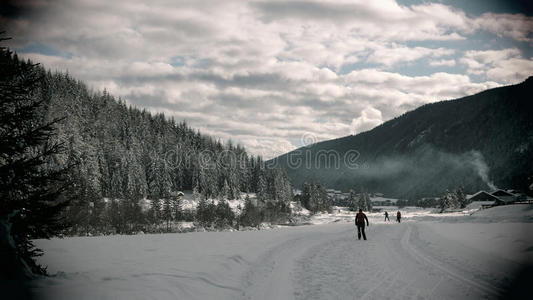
(274, 78), (533, 200)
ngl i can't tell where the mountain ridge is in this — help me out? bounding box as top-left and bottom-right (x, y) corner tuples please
(272, 76), (533, 199)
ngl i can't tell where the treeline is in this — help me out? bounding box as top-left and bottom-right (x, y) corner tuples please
(395, 186), (470, 210)
(73, 192), (291, 235)
(299, 182), (330, 213)
(297, 182), (374, 213)
(346, 189), (372, 212)
(329, 188), (372, 211)
(196, 194), (291, 229)
(24, 53), (293, 234)
(438, 187), (469, 212)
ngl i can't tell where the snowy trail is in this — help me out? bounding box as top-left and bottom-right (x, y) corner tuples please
(399, 225), (501, 297)
(30, 216), (531, 300)
(241, 226), (357, 299)
(244, 222), (511, 300)
(289, 224), (485, 299)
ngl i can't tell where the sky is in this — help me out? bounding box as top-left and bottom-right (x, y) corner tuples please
(1, 0), (533, 159)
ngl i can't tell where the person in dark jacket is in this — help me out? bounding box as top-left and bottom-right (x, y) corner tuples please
(396, 211), (401, 223)
(355, 209), (369, 240)
(384, 211), (390, 221)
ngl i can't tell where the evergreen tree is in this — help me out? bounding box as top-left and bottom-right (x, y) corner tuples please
(0, 42), (69, 277)
(192, 185), (201, 201)
(357, 194), (365, 211)
(256, 169), (268, 201)
(196, 198), (217, 228)
(360, 190), (372, 211)
(348, 189), (357, 211)
(240, 195), (260, 227)
(455, 186), (468, 208)
(439, 190), (459, 212)
(162, 197), (172, 232)
(301, 182), (312, 211)
(215, 200), (234, 228)
(108, 199), (123, 233)
(300, 182), (329, 213)
(149, 198), (161, 227)
(195, 198), (207, 226)
(172, 193), (183, 222)
(206, 201), (217, 227)
(125, 198), (143, 233)
(220, 179), (231, 200)
(89, 197), (106, 234)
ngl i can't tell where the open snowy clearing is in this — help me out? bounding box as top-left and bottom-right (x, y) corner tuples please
(27, 205), (533, 299)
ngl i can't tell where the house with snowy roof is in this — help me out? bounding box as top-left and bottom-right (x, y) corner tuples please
(490, 189), (518, 205)
(467, 191), (501, 209)
(467, 189), (523, 208)
(467, 191), (500, 202)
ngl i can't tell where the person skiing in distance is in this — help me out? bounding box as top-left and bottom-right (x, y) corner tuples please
(396, 211), (401, 223)
(355, 209), (369, 240)
(384, 211), (390, 222)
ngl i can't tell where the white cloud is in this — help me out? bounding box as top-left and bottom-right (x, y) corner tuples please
(461, 49), (533, 83)
(351, 107), (383, 134)
(485, 58), (533, 84)
(474, 13), (533, 42)
(367, 45), (454, 66)
(4, 0), (532, 158)
(429, 59), (456, 67)
(409, 3), (472, 32)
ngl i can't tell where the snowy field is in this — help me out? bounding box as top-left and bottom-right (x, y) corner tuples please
(25, 205), (533, 299)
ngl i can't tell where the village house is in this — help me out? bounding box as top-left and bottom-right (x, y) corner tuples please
(467, 189), (532, 208)
(468, 191), (501, 202)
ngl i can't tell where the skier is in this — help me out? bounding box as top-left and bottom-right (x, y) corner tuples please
(355, 209), (369, 240)
(396, 211), (401, 223)
(384, 211), (390, 221)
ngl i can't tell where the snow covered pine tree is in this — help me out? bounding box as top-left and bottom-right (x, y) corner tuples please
(0, 35), (70, 297)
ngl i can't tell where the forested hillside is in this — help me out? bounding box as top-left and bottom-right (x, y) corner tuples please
(273, 78), (533, 200)
(22, 56), (293, 234)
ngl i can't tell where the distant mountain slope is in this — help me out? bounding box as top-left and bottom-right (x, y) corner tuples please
(272, 77), (533, 199)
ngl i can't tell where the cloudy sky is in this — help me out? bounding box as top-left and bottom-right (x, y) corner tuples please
(2, 0), (533, 158)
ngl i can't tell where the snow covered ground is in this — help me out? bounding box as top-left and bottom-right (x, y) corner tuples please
(179, 191), (253, 212)
(26, 205), (533, 299)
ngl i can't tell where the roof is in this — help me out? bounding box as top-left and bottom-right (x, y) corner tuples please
(170, 191), (185, 197)
(468, 191), (500, 202)
(491, 189), (516, 197)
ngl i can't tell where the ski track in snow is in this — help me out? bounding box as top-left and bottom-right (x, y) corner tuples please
(241, 222), (506, 300)
(31, 208), (533, 300)
(291, 224), (437, 300)
(400, 224), (502, 298)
